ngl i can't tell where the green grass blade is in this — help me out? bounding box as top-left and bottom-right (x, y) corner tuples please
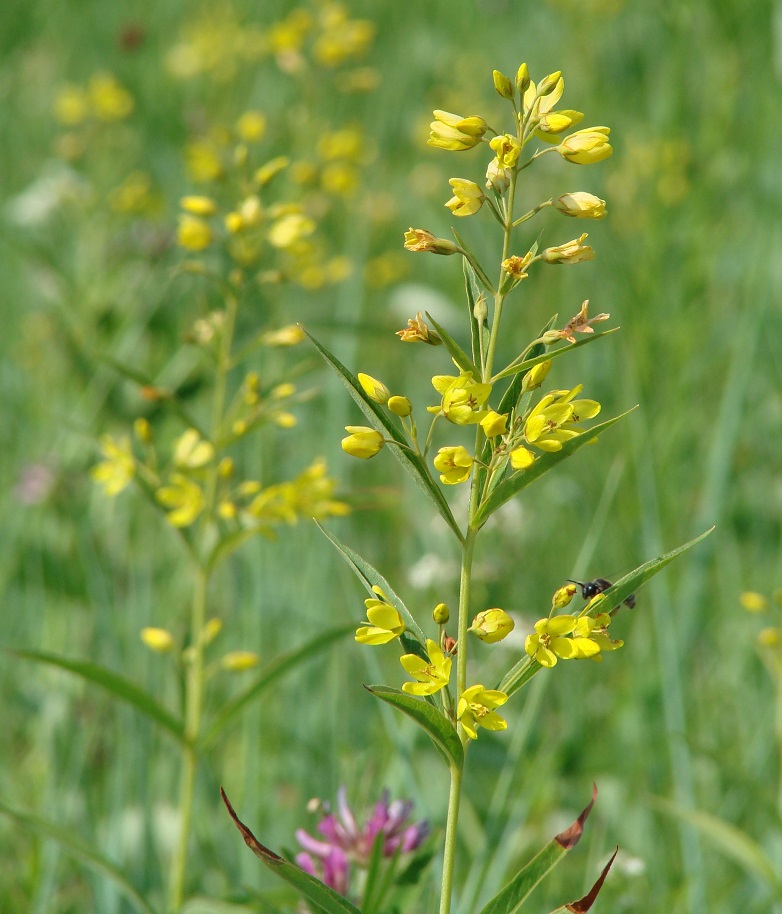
(304, 328), (463, 543)
(474, 409), (635, 528)
(221, 789), (364, 914)
(13, 650), (185, 741)
(477, 787), (597, 914)
(365, 684), (464, 771)
(491, 329), (619, 383)
(424, 311), (477, 375)
(201, 623), (354, 748)
(316, 522), (427, 645)
(0, 802), (157, 914)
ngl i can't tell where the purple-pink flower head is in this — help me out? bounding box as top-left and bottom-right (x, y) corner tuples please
(295, 787), (428, 893)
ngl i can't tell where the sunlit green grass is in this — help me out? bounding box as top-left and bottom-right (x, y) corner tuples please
(1, 1), (780, 912)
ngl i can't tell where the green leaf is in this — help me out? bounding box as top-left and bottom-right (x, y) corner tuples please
(304, 329), (463, 543)
(0, 801), (156, 914)
(491, 328), (619, 383)
(424, 311), (476, 375)
(477, 786), (597, 914)
(495, 315), (557, 421)
(13, 650), (184, 742)
(316, 522), (427, 645)
(474, 409), (635, 528)
(460, 256), (488, 372)
(221, 789), (364, 914)
(365, 684), (464, 771)
(498, 528), (714, 698)
(201, 623), (354, 749)
(453, 230), (495, 294)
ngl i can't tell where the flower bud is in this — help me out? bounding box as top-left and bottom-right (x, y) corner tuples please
(180, 195), (217, 216)
(538, 71), (562, 96)
(470, 608), (515, 643)
(521, 359), (552, 392)
(428, 110), (488, 151)
(445, 178), (484, 217)
(341, 426), (384, 459)
(473, 293), (488, 323)
(480, 410), (508, 438)
(141, 627), (174, 653)
(202, 617), (223, 645)
(554, 192), (607, 219)
(433, 602), (450, 624)
(388, 395), (412, 417)
(357, 372), (391, 404)
(557, 127), (613, 165)
(493, 69), (514, 99)
(221, 650), (260, 671)
(485, 159), (511, 194)
(403, 228), (458, 255)
(552, 583), (577, 609)
(516, 62), (530, 93)
(541, 233), (595, 264)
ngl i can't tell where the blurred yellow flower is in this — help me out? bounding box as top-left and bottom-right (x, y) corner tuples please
(267, 213), (316, 249)
(509, 446), (535, 470)
(401, 638), (451, 695)
(140, 627), (175, 653)
(181, 195), (217, 216)
(173, 429), (214, 469)
(88, 72), (134, 121)
(221, 651), (261, 671)
(91, 435), (135, 496)
(156, 474), (204, 527)
(740, 591), (768, 613)
(235, 111), (267, 143)
(54, 85), (89, 126)
(177, 214), (213, 252)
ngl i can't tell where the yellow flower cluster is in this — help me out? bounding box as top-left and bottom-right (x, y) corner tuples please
(54, 72), (134, 126)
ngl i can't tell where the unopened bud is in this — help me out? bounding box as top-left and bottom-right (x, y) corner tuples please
(522, 359), (552, 392)
(538, 71), (562, 96)
(388, 395), (412, 417)
(473, 293), (489, 323)
(140, 627), (174, 653)
(202, 617), (223, 645)
(470, 608), (515, 643)
(221, 650), (260, 671)
(357, 373), (391, 404)
(516, 62), (530, 93)
(552, 583), (577, 609)
(492, 69), (514, 100)
(433, 602), (450, 624)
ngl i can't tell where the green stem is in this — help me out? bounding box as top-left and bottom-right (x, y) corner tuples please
(167, 295), (238, 913)
(438, 763), (463, 914)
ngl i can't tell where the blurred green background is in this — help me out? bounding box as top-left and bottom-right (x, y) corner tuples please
(2, 0), (780, 912)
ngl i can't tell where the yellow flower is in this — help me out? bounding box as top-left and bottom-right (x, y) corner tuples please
(267, 213), (316, 249)
(91, 435), (135, 496)
(428, 110), (488, 151)
(357, 373), (391, 404)
(554, 192), (607, 219)
(156, 474), (204, 527)
(740, 591), (768, 613)
(177, 214), (213, 252)
(555, 300), (610, 343)
(400, 639), (452, 695)
(235, 111), (267, 143)
(254, 156), (290, 187)
(535, 110), (583, 138)
(262, 324), (305, 346)
(356, 590), (405, 645)
(433, 446), (474, 485)
(403, 228), (458, 255)
(54, 85), (89, 126)
(341, 426), (384, 459)
(140, 627), (174, 653)
(185, 140), (224, 183)
(470, 609), (515, 643)
(521, 359), (552, 392)
(180, 195), (217, 216)
(501, 253), (533, 281)
(457, 685), (508, 740)
(759, 628), (780, 647)
(489, 134), (522, 169)
(557, 127), (613, 165)
(541, 233), (595, 264)
(480, 411), (508, 438)
(396, 311), (442, 344)
(173, 429), (214, 469)
(523, 385), (600, 453)
(428, 372), (492, 425)
(221, 651), (261, 671)
(88, 72), (134, 121)
(524, 615), (602, 668)
(445, 179), (484, 217)
(509, 446), (535, 470)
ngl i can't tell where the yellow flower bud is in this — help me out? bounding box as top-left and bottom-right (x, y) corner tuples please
(510, 446), (535, 470)
(202, 618), (223, 645)
(403, 228), (458, 255)
(342, 426), (384, 459)
(538, 71), (562, 96)
(554, 192), (607, 219)
(470, 608), (515, 643)
(254, 156), (289, 187)
(224, 211), (243, 234)
(177, 215), (213, 252)
(357, 372), (391, 404)
(221, 651), (260, 671)
(180, 195), (217, 216)
(445, 179), (484, 217)
(557, 127), (613, 165)
(433, 602), (450, 624)
(552, 583), (577, 609)
(740, 591), (768, 612)
(541, 233), (595, 264)
(140, 627), (174, 653)
(388, 396), (412, 417)
(516, 63), (530, 93)
(486, 159), (511, 193)
(428, 110), (488, 151)
(480, 411), (508, 438)
(493, 69), (514, 99)
(522, 360), (552, 392)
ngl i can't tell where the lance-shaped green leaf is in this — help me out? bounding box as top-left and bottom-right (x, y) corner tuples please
(474, 409), (635, 528)
(458, 253), (489, 372)
(425, 310), (477, 375)
(365, 684), (464, 771)
(220, 787), (361, 914)
(201, 623), (355, 749)
(316, 522), (427, 645)
(491, 328), (619, 384)
(498, 528), (714, 697)
(221, 789), (364, 914)
(478, 785), (598, 914)
(0, 801), (156, 914)
(304, 329), (463, 543)
(14, 650), (184, 742)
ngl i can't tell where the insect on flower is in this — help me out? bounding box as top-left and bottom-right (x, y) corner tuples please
(569, 578), (636, 610)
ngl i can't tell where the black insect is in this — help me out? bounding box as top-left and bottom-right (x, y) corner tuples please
(568, 578), (636, 610)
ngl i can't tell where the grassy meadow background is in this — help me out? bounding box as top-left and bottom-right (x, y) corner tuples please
(1, 0), (780, 911)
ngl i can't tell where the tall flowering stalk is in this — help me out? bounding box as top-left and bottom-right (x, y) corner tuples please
(224, 61), (710, 914)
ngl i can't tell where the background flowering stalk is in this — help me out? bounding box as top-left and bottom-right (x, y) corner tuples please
(226, 60), (712, 914)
